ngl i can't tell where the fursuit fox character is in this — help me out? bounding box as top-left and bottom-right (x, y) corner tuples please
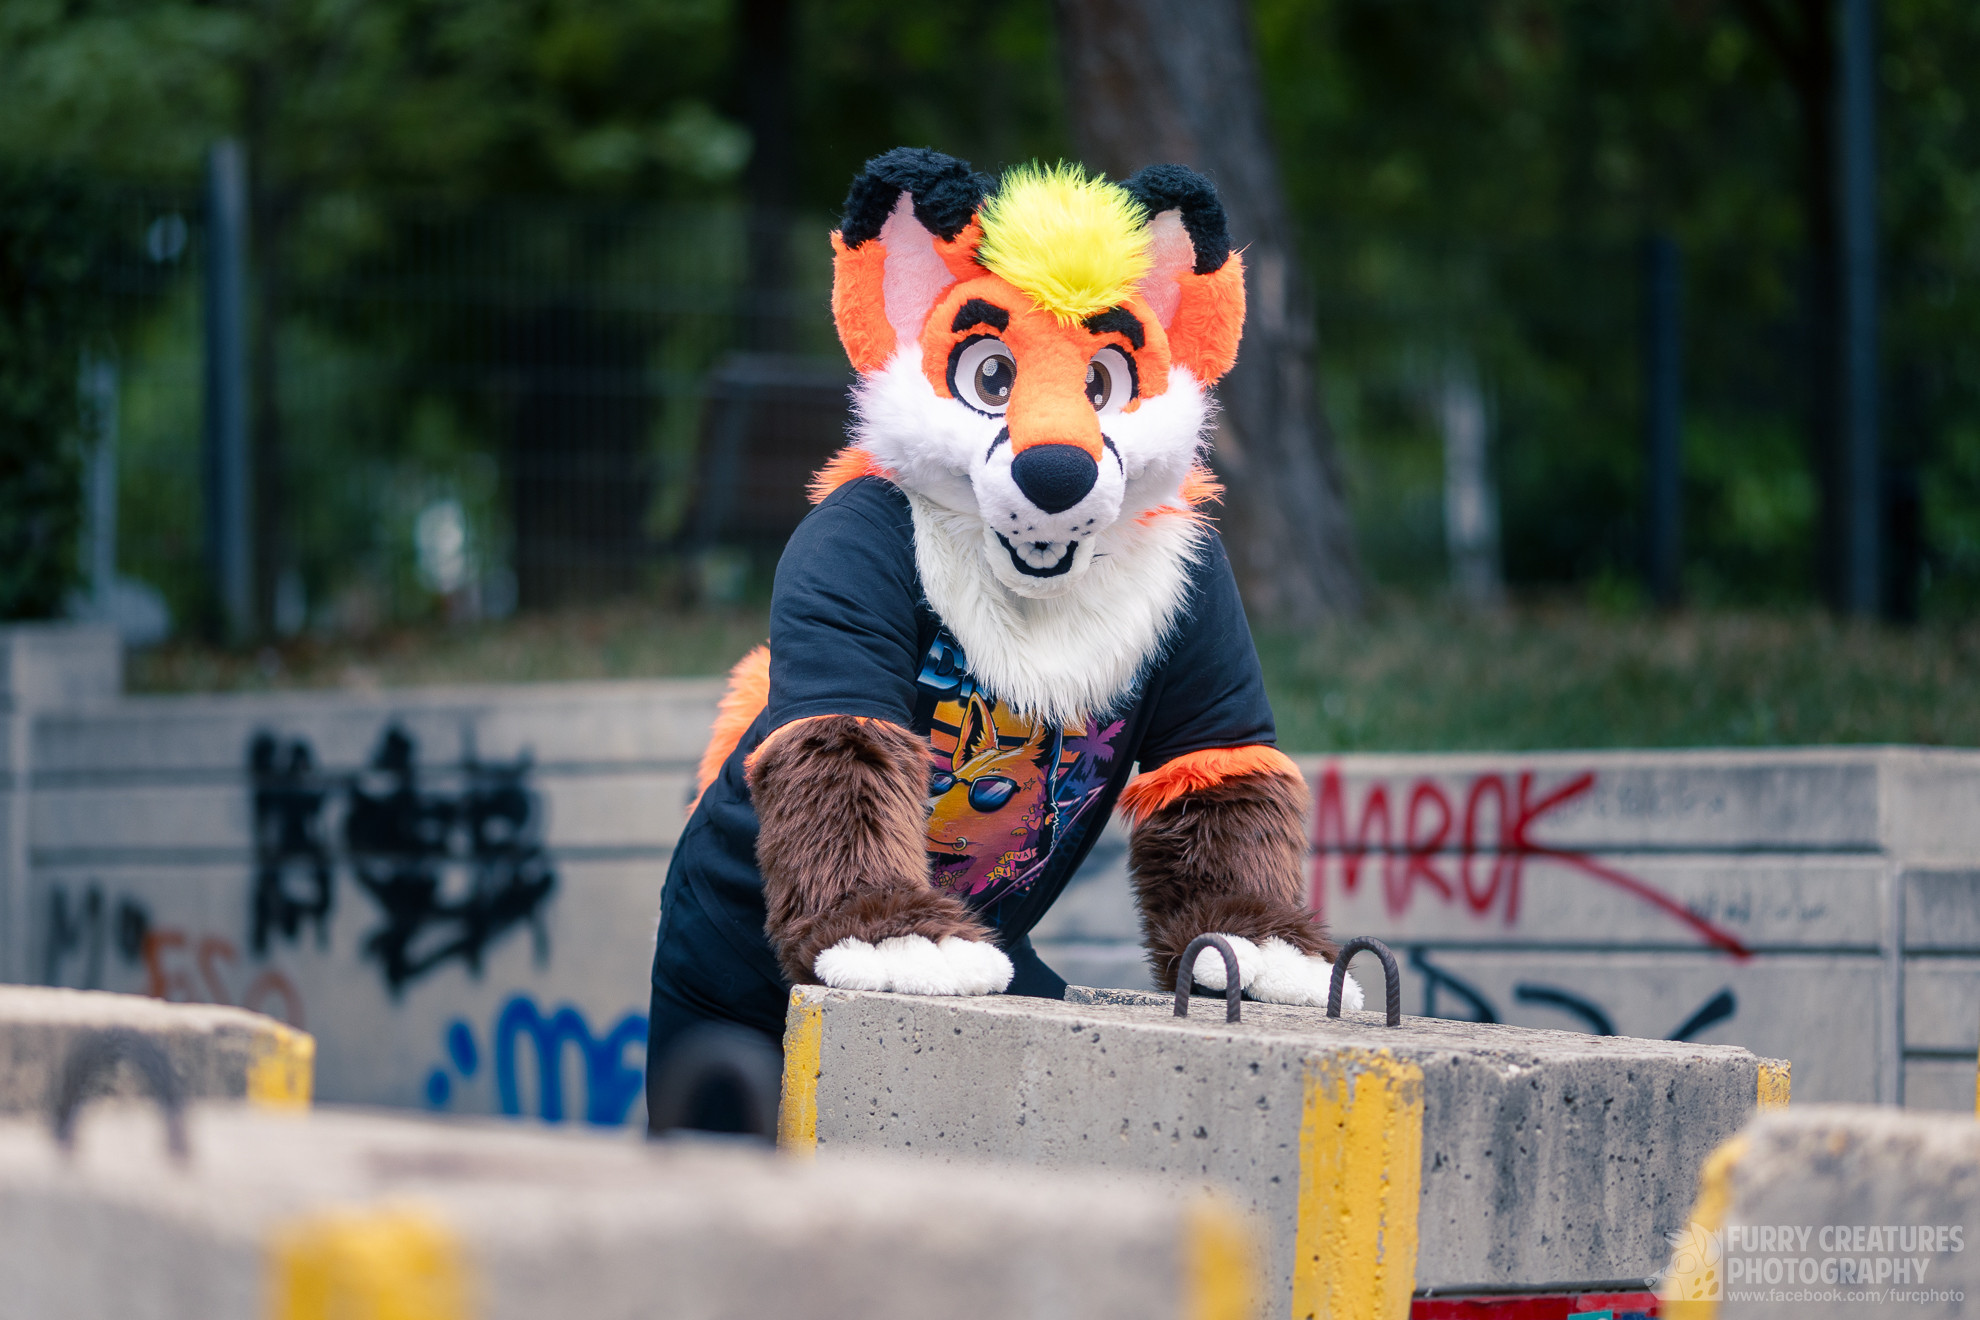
(645, 148), (1360, 1096)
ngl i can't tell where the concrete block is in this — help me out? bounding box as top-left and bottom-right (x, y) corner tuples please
(1906, 869), (1980, 951)
(15, 670), (1980, 1142)
(1388, 950), (1885, 1105)
(0, 1105), (1257, 1320)
(786, 985), (1783, 1316)
(1902, 1059), (1979, 1115)
(33, 679), (724, 777)
(0, 622), (122, 712)
(1903, 959), (1980, 1051)
(32, 858), (658, 1121)
(1667, 1105), (1980, 1317)
(1293, 748), (1980, 859)
(0, 985), (312, 1114)
(1313, 853), (1889, 952)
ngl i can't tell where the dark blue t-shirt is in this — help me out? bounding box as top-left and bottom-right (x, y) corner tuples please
(653, 476), (1276, 1033)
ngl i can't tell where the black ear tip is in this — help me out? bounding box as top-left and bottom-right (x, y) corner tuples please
(839, 147), (992, 249)
(1121, 164), (1231, 277)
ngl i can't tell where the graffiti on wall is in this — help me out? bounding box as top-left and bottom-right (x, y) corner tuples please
(250, 733), (336, 954)
(422, 994), (646, 1126)
(1409, 947), (1737, 1042)
(42, 880), (308, 1027)
(250, 723), (558, 995)
(43, 882), (149, 989)
(1311, 765), (1752, 957)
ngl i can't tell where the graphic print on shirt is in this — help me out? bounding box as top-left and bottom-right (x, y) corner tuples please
(916, 635), (1122, 903)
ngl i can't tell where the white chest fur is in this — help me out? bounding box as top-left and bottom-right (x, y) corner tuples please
(905, 491), (1205, 728)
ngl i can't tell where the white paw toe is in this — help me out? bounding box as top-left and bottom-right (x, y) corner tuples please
(937, 937), (1014, 996)
(814, 937), (889, 991)
(875, 934), (963, 996)
(1240, 937), (1335, 1007)
(1336, 969), (1366, 1013)
(1190, 935), (1261, 992)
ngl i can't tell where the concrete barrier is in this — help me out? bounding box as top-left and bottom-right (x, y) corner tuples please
(0, 985), (312, 1112)
(0, 1103), (1257, 1320)
(1662, 1105), (1980, 1319)
(4, 623), (1977, 1128)
(784, 984), (1790, 1319)
(17, 628), (717, 1124)
(1034, 748), (1980, 1110)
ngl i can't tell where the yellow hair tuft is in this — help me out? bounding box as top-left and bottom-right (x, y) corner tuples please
(976, 162), (1151, 324)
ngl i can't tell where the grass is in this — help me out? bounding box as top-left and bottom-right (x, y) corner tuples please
(130, 596), (1980, 751)
(130, 602), (775, 693)
(1258, 598), (1980, 751)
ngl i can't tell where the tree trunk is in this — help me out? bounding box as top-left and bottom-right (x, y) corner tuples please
(1737, 0), (1856, 609)
(1052, 0), (1362, 623)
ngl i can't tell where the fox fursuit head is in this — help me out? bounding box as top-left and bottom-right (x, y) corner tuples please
(819, 152), (1241, 729)
(689, 147), (1356, 1010)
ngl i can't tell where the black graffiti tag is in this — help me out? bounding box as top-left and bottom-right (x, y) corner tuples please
(343, 725), (556, 996)
(43, 883), (150, 989)
(250, 733), (336, 955)
(244, 723), (558, 996)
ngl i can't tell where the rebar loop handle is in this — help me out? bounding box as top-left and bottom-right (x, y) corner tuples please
(1175, 934), (1243, 1024)
(50, 1028), (189, 1163)
(1328, 936), (1403, 1027)
(647, 1023), (782, 1141)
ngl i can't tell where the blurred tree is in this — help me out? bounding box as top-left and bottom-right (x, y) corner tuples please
(0, 171), (126, 619)
(8, 0), (1980, 617)
(1054, 0), (1363, 624)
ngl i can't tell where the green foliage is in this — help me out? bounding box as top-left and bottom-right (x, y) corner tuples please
(1258, 600), (1980, 751)
(9, 0), (1980, 623)
(0, 170), (127, 619)
(128, 596), (1980, 755)
(1259, 0), (1980, 612)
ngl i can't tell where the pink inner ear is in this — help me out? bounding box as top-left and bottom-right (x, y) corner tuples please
(879, 193), (957, 348)
(1138, 210), (1193, 328)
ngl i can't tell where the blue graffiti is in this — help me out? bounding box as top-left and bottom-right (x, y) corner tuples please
(424, 995), (645, 1125)
(1408, 947), (1736, 1043)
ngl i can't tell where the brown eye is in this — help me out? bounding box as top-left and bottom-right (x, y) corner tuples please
(1085, 360), (1111, 410)
(950, 337), (1016, 414)
(1085, 346), (1134, 414)
(974, 352), (1014, 407)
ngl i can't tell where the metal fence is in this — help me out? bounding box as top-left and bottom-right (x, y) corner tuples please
(95, 183), (855, 639)
(76, 181), (1980, 642)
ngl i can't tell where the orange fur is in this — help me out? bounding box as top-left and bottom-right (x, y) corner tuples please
(1180, 460), (1225, 507)
(915, 276), (1177, 462)
(808, 445), (895, 504)
(831, 231), (898, 374)
(1164, 255), (1246, 384)
(1118, 744), (1302, 824)
(935, 218), (986, 281)
(1136, 459), (1225, 526)
(689, 645), (772, 813)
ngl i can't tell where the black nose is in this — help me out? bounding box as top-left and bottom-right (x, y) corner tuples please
(1010, 444), (1098, 514)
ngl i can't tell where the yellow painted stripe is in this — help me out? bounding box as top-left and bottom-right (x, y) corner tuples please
(779, 987), (824, 1154)
(1659, 1134), (1747, 1320)
(1756, 1059), (1790, 1111)
(269, 1203), (467, 1320)
(248, 1025), (316, 1110)
(1290, 1049), (1423, 1320)
(1184, 1196), (1258, 1320)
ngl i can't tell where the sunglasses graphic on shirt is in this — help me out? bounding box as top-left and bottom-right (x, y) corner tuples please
(929, 769), (1021, 813)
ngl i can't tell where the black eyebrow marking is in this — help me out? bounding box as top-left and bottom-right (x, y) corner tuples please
(952, 299), (1010, 334)
(1082, 307), (1145, 350)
